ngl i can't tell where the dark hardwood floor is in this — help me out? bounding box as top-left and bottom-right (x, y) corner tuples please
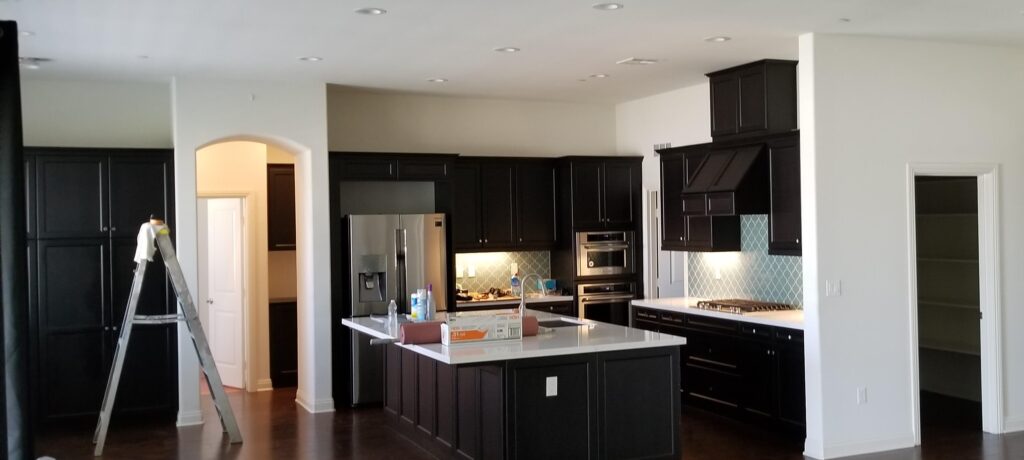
(36, 389), (1024, 459)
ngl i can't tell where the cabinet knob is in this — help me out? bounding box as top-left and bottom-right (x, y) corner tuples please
(767, 350), (771, 355)
(796, 238), (800, 244)
(111, 227), (117, 232)
(679, 236), (684, 241)
(101, 226), (109, 232)
(484, 239), (488, 243)
(752, 328), (757, 334)
(787, 334), (792, 340)
(112, 326), (119, 331)
(104, 326), (110, 331)
(478, 239), (483, 243)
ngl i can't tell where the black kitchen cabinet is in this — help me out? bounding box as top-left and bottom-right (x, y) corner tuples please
(660, 152), (687, 247)
(25, 157), (35, 238)
(514, 160), (556, 248)
(707, 60), (798, 141)
(767, 134), (802, 255)
(631, 306), (805, 435)
(333, 152), (456, 181)
(525, 300), (575, 317)
(565, 157), (642, 230)
(479, 163), (516, 247)
(453, 158), (558, 251)
(270, 301), (298, 388)
(267, 164), (297, 251)
(28, 147), (177, 422)
(682, 214), (741, 252)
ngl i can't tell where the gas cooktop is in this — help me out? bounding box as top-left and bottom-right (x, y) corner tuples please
(695, 299), (796, 315)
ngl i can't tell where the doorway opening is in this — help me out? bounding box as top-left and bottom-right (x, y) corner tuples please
(908, 164), (1003, 444)
(195, 140), (299, 394)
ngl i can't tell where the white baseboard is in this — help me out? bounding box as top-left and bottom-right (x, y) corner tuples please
(295, 389), (335, 414)
(1005, 415), (1024, 433)
(814, 434), (915, 459)
(176, 409), (204, 427)
(255, 378), (274, 392)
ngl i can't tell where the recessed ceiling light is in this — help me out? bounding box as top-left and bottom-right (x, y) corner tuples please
(592, 3), (624, 10)
(590, 74), (609, 78)
(577, 79), (588, 82)
(137, 55), (150, 60)
(704, 36), (731, 43)
(19, 30), (35, 37)
(354, 7), (387, 15)
(494, 47), (521, 53)
(427, 78), (448, 83)
(838, 17), (852, 23)
(298, 56), (323, 62)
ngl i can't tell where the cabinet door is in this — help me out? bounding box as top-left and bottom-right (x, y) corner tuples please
(270, 302), (299, 388)
(267, 164), (297, 250)
(37, 239), (109, 418)
(452, 163), (483, 249)
(336, 155), (397, 180)
(660, 155), (687, 248)
(682, 149), (711, 193)
(25, 157), (35, 238)
(109, 154), (172, 238)
(479, 163), (515, 247)
(570, 160), (605, 229)
(776, 337), (806, 428)
(603, 160), (637, 228)
(397, 157), (451, 181)
(36, 155), (108, 239)
(768, 137), (802, 255)
(710, 75), (739, 137)
(684, 215), (713, 250)
(741, 340), (777, 418)
(515, 161), (556, 247)
(738, 67), (767, 133)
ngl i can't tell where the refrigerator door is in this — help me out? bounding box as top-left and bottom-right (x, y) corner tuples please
(348, 214), (400, 316)
(400, 213), (448, 311)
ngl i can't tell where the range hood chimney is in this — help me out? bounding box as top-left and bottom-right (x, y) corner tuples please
(658, 143), (769, 216)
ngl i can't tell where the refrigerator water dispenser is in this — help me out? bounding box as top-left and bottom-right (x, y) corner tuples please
(357, 255), (387, 303)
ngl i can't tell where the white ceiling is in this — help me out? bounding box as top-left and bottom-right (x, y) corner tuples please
(2, 0), (1023, 103)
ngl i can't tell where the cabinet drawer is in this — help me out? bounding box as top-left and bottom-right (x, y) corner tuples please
(683, 314), (738, 334)
(740, 323), (772, 340)
(775, 328), (803, 344)
(528, 302), (576, 317)
(658, 311), (685, 327)
(633, 307), (660, 322)
(706, 192), (735, 215)
(633, 319), (661, 333)
(684, 363), (740, 407)
(685, 333), (740, 370)
(681, 194), (706, 215)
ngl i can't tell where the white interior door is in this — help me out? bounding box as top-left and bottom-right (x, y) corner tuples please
(198, 197), (245, 389)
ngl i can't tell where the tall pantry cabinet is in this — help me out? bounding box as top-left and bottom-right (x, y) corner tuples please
(27, 148), (178, 422)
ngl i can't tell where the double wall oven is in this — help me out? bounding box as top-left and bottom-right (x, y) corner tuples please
(575, 231), (636, 326)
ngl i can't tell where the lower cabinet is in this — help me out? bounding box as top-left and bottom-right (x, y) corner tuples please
(633, 306), (805, 435)
(269, 301), (298, 388)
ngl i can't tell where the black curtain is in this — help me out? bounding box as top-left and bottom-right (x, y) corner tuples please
(0, 20), (33, 460)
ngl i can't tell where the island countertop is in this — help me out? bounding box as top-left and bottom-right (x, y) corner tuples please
(632, 297), (805, 330)
(342, 310), (687, 365)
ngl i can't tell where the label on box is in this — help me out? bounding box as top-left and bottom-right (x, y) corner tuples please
(442, 311), (523, 345)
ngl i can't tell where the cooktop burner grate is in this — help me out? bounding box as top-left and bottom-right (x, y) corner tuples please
(695, 299), (796, 315)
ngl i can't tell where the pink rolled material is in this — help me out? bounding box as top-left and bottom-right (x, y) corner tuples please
(399, 316), (540, 345)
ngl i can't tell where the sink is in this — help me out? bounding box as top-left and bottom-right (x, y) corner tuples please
(537, 318), (586, 328)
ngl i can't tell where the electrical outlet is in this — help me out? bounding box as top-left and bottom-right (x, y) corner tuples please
(468, 265), (476, 278)
(456, 265), (464, 279)
(826, 280), (843, 297)
(856, 387), (867, 405)
(546, 376), (558, 397)
(510, 262), (518, 275)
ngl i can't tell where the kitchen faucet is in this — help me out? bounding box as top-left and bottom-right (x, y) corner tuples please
(518, 274), (544, 315)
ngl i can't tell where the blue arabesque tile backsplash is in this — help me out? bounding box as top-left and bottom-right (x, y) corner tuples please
(688, 215), (803, 307)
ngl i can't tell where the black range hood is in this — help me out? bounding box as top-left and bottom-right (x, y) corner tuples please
(665, 143), (770, 216)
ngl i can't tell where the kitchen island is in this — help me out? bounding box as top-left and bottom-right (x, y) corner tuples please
(342, 311), (686, 460)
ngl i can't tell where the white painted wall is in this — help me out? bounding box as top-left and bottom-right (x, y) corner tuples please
(20, 78), (171, 148)
(615, 83), (711, 298)
(196, 141), (273, 392)
(799, 34), (1024, 458)
(172, 78), (333, 425)
(327, 86), (616, 156)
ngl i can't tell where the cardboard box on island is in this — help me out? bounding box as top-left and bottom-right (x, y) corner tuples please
(441, 310), (523, 346)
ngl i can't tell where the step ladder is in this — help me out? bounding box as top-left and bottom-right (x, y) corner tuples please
(93, 218), (243, 456)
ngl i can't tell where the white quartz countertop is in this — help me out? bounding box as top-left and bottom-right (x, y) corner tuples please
(342, 310), (686, 365)
(632, 297), (804, 330)
(455, 295), (574, 308)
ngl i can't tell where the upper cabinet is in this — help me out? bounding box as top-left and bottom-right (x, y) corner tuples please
(267, 164), (296, 251)
(452, 158), (557, 252)
(766, 134), (801, 255)
(707, 60), (798, 141)
(564, 157), (642, 231)
(30, 148), (174, 240)
(333, 152), (456, 182)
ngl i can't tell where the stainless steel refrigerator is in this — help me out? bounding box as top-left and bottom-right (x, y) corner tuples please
(348, 213), (447, 405)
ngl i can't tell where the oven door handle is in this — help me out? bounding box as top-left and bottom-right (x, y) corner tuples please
(582, 244), (630, 251)
(579, 294), (635, 303)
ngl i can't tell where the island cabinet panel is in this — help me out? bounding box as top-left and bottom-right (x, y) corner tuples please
(598, 348), (682, 460)
(456, 365), (505, 460)
(506, 354), (599, 460)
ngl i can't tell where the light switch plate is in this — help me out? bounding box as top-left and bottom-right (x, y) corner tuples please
(545, 376), (558, 397)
